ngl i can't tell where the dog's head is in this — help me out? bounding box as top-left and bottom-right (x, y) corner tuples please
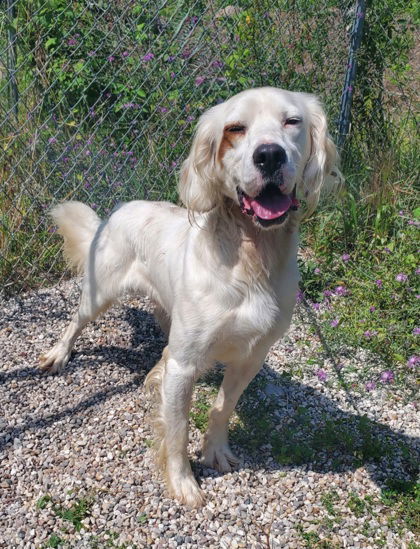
(179, 87), (342, 228)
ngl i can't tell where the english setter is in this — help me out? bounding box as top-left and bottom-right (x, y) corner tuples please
(41, 87), (342, 507)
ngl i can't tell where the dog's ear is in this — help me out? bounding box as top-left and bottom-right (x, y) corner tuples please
(178, 105), (222, 212)
(302, 96), (343, 215)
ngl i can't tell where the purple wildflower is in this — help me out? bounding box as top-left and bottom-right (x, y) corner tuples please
(170, 72), (176, 79)
(67, 37), (77, 46)
(365, 381), (376, 392)
(369, 306), (376, 312)
(312, 302), (321, 311)
(413, 327), (420, 335)
(142, 52), (154, 62)
(407, 356), (419, 369)
(395, 273), (408, 283)
(330, 318), (339, 328)
(323, 290), (333, 298)
(122, 51), (130, 57)
(296, 290), (304, 302)
(195, 76), (205, 86)
(415, 268), (420, 275)
(341, 253), (350, 262)
(375, 279), (383, 288)
(316, 369), (328, 382)
(334, 285), (347, 296)
(87, 51), (96, 57)
(48, 137), (57, 144)
(314, 267), (321, 274)
(380, 370), (394, 383)
(167, 55), (176, 62)
(384, 247), (392, 254)
(364, 330), (377, 339)
(107, 55), (115, 63)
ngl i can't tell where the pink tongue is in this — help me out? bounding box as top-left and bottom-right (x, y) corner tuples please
(249, 193), (292, 220)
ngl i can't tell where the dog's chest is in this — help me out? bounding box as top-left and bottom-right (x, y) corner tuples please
(235, 277), (296, 336)
(211, 281), (296, 364)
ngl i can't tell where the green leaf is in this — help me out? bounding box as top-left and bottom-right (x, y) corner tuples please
(412, 207), (420, 219)
(45, 37), (57, 49)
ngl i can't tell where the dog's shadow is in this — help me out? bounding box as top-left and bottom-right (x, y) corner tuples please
(222, 368), (418, 492)
(2, 302), (419, 498)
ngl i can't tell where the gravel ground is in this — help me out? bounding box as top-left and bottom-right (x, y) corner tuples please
(1, 278), (418, 549)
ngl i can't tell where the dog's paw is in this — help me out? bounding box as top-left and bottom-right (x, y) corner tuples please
(39, 344), (71, 374)
(201, 441), (240, 473)
(168, 474), (205, 508)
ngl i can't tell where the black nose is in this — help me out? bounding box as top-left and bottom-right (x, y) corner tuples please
(253, 143), (287, 176)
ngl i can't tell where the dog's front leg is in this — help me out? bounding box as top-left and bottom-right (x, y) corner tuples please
(202, 348), (268, 472)
(146, 348), (204, 507)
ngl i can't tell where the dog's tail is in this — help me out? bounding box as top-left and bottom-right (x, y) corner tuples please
(51, 201), (101, 273)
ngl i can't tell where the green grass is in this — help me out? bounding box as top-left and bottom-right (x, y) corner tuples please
(36, 494), (93, 533)
(44, 534), (64, 548)
(52, 497), (92, 532)
(137, 512), (148, 524)
(37, 494), (53, 509)
(381, 479), (420, 534)
(321, 490), (340, 516)
(190, 396), (211, 433)
(297, 524), (338, 548)
(348, 492), (367, 517)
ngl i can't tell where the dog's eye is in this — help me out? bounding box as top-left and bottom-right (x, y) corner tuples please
(285, 117), (301, 126)
(226, 125), (246, 133)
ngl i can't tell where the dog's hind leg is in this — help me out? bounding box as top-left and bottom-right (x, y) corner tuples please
(39, 274), (116, 374)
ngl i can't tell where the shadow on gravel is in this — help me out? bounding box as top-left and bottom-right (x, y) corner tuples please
(1, 303), (418, 498)
(222, 366), (420, 496)
(0, 306), (164, 452)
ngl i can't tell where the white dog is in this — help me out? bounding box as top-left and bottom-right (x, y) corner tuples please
(40, 87), (341, 507)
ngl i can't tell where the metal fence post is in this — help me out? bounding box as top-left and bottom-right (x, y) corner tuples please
(337, 0), (366, 150)
(6, 0), (19, 122)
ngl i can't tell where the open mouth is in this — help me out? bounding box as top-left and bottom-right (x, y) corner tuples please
(238, 184), (298, 227)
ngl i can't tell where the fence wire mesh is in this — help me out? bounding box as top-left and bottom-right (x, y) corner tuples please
(0, 0), (417, 295)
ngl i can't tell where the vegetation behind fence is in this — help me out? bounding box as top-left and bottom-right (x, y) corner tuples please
(0, 0), (418, 295)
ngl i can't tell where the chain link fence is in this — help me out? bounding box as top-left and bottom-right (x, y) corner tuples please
(0, 0), (417, 295)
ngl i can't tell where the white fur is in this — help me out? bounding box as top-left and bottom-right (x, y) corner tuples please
(40, 87), (341, 507)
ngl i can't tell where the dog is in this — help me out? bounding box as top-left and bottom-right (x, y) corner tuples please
(40, 87), (342, 507)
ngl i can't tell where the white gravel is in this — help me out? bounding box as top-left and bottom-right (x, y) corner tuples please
(1, 278), (418, 548)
